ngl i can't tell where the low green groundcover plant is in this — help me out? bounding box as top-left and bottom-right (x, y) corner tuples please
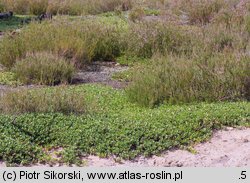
(0, 84), (249, 166)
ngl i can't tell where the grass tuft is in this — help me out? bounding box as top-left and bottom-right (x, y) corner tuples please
(0, 86), (87, 115)
(12, 52), (75, 85)
(126, 54), (250, 107)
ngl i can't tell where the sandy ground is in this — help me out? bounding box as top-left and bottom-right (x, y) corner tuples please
(0, 127), (249, 167)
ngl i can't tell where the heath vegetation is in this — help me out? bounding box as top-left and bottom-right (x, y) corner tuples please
(0, 0), (249, 166)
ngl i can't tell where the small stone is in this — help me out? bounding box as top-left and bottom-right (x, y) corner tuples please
(243, 139), (249, 143)
(225, 127), (234, 131)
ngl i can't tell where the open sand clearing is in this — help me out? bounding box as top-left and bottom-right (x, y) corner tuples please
(1, 127), (249, 167)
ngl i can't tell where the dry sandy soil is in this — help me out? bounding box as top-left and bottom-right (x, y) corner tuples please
(0, 127), (249, 167)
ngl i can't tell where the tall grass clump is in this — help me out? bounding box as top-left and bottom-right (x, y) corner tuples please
(0, 0), (29, 14)
(29, 0), (48, 15)
(0, 17), (126, 68)
(245, 14), (250, 34)
(0, 1), (4, 11)
(0, 0), (133, 15)
(0, 87), (86, 115)
(125, 21), (200, 58)
(12, 52), (75, 85)
(171, 0), (225, 25)
(47, 0), (133, 15)
(46, 0), (85, 15)
(0, 18), (204, 69)
(203, 24), (249, 53)
(82, 0), (132, 15)
(0, 35), (25, 69)
(127, 54), (250, 107)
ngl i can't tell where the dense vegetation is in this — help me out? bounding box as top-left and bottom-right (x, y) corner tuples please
(0, 87), (87, 114)
(127, 54), (249, 107)
(0, 0), (133, 15)
(0, 0), (249, 166)
(13, 52), (75, 85)
(0, 85), (249, 165)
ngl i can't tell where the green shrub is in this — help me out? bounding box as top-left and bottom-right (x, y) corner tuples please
(13, 53), (75, 85)
(127, 54), (249, 107)
(0, 11), (247, 72)
(0, 87), (86, 115)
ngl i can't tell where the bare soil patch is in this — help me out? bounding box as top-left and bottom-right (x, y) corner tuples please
(72, 61), (129, 88)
